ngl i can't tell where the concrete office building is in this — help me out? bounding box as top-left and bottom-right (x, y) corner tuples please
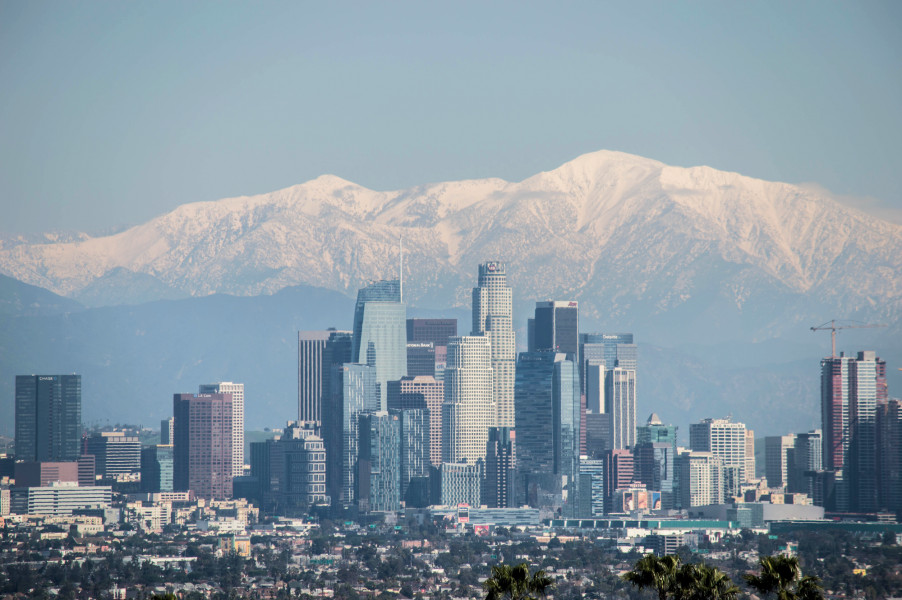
(297, 331), (332, 423)
(472, 261), (517, 428)
(85, 432), (141, 478)
(199, 382), (245, 478)
(675, 451), (723, 509)
(606, 368), (637, 450)
(173, 393), (233, 500)
(689, 417), (747, 498)
(14, 462), (78, 487)
(11, 481), (112, 516)
(442, 336), (494, 464)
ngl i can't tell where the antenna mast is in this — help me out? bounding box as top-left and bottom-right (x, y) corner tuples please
(399, 236), (404, 303)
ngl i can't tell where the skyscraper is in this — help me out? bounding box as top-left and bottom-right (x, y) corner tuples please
(173, 393), (233, 500)
(483, 427), (515, 508)
(323, 363), (378, 509)
(633, 442), (675, 509)
(514, 351), (580, 512)
(15, 375), (81, 462)
(442, 336), (494, 464)
(602, 449), (634, 514)
(472, 261), (516, 428)
(387, 375), (444, 467)
(298, 331), (332, 422)
(141, 445), (174, 493)
(675, 451), (723, 509)
(534, 301), (579, 355)
(820, 351), (887, 511)
(406, 342), (436, 377)
(352, 280), (407, 409)
(579, 333), (636, 387)
(787, 430), (822, 498)
(578, 458), (605, 517)
(877, 400), (902, 513)
(745, 429), (757, 483)
(765, 435), (795, 490)
(160, 417), (175, 445)
(606, 368), (637, 450)
(689, 417), (746, 499)
(199, 382), (245, 478)
(390, 407), (430, 503)
(358, 411), (401, 513)
(406, 318), (457, 346)
(637, 413), (677, 456)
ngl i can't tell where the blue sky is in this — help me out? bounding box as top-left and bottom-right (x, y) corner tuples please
(1, 1), (900, 234)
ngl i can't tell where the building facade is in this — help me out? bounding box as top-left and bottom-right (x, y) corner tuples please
(606, 368), (637, 450)
(198, 382), (245, 479)
(85, 432), (141, 478)
(472, 261), (517, 428)
(442, 336), (494, 464)
(484, 427), (516, 508)
(297, 331), (332, 423)
(689, 417), (747, 498)
(323, 363), (378, 509)
(358, 412), (401, 513)
(15, 375), (82, 462)
(352, 280), (407, 410)
(173, 393), (233, 500)
(533, 301), (579, 355)
(387, 375), (444, 467)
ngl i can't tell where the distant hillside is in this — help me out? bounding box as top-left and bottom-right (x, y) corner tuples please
(1, 150), (899, 348)
(0, 273), (83, 316)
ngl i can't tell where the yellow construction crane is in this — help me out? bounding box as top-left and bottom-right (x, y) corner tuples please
(810, 319), (887, 358)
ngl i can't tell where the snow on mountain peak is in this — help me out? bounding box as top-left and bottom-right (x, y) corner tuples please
(0, 149), (898, 341)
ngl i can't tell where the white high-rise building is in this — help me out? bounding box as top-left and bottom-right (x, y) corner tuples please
(605, 367), (637, 450)
(689, 417), (747, 499)
(198, 381), (245, 478)
(676, 451), (723, 508)
(471, 261), (516, 428)
(442, 336), (494, 464)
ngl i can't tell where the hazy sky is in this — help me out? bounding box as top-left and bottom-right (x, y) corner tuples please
(1, 1), (900, 235)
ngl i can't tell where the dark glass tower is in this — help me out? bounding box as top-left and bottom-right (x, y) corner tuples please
(15, 375), (81, 462)
(514, 351), (580, 513)
(533, 301), (579, 355)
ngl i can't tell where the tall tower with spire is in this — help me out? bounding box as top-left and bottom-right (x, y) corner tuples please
(471, 261), (516, 428)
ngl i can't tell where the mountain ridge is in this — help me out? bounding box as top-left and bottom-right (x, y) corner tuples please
(0, 149), (899, 345)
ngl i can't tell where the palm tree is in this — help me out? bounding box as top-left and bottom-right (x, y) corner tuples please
(621, 554), (681, 600)
(744, 554), (824, 600)
(677, 563), (740, 600)
(484, 562), (553, 600)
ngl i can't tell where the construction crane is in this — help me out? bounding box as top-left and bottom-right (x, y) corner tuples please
(810, 319), (887, 358)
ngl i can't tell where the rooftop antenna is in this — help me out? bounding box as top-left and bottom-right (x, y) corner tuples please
(399, 236), (404, 303)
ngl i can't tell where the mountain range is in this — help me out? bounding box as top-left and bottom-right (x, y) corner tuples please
(1, 150), (899, 437)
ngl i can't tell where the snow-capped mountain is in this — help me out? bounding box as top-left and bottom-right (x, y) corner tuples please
(2, 150), (899, 343)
